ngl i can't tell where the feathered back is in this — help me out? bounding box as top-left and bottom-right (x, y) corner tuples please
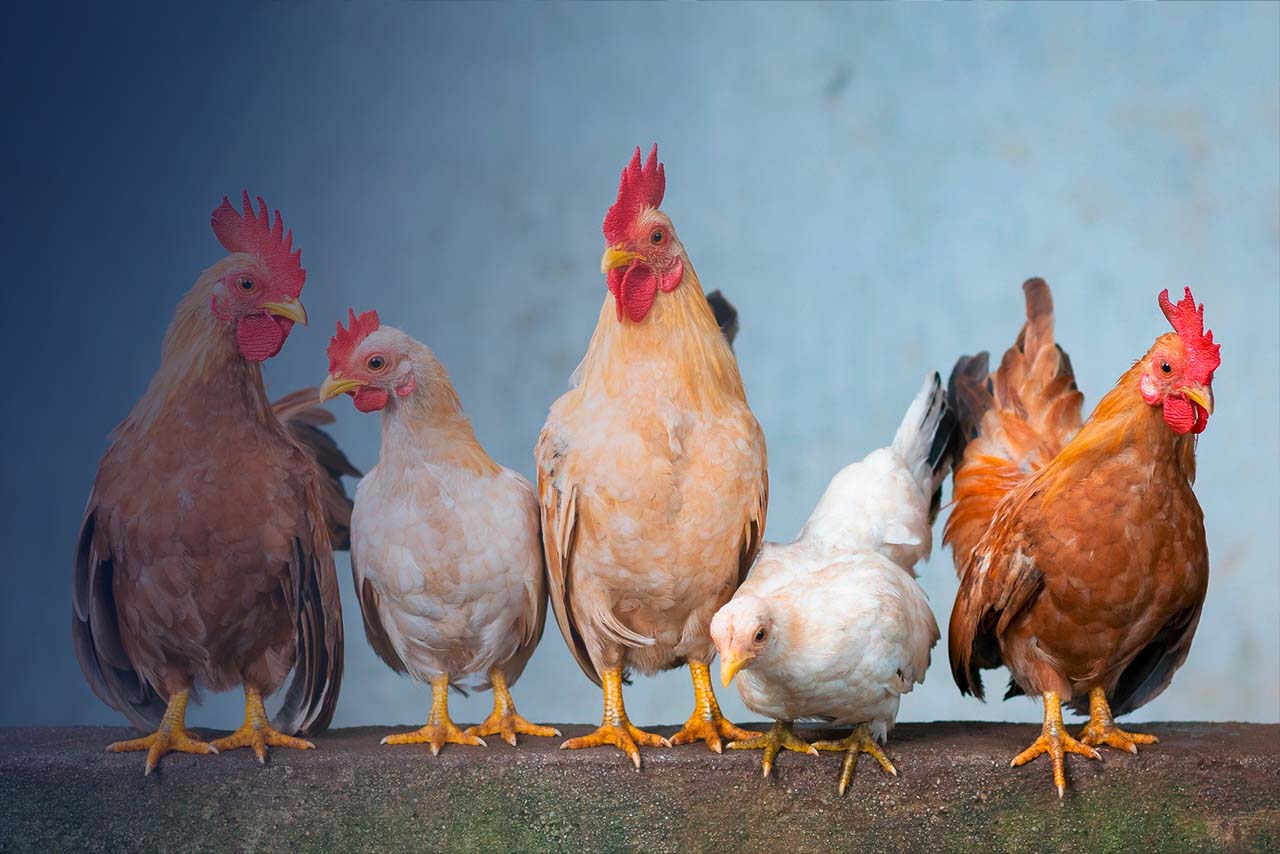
(943, 279), (1084, 569)
(891, 371), (959, 523)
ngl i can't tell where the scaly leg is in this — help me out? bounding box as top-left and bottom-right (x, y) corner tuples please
(464, 668), (561, 746)
(812, 722), (898, 796)
(1079, 686), (1159, 754)
(107, 689), (217, 776)
(1011, 691), (1101, 798)
(727, 720), (818, 779)
(669, 661), (764, 753)
(212, 686), (316, 764)
(381, 674), (487, 755)
(560, 666), (669, 769)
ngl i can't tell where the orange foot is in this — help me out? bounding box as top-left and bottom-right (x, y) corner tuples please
(669, 661), (763, 753)
(212, 686), (314, 764)
(560, 721), (670, 770)
(1079, 686), (1159, 755)
(464, 668), (560, 746)
(559, 665), (668, 769)
(1013, 691), (1101, 798)
(382, 721), (486, 755)
(383, 674), (486, 755)
(812, 722), (898, 795)
(107, 690), (216, 776)
(727, 720), (818, 778)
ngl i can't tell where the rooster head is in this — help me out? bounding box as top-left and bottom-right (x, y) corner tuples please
(600, 144), (687, 324)
(209, 192), (308, 361)
(1140, 287), (1221, 435)
(319, 309), (417, 413)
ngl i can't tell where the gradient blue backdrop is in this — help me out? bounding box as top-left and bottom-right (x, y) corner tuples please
(3, 2), (1276, 732)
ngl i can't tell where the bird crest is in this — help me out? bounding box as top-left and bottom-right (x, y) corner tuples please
(210, 191), (306, 298)
(1159, 287), (1220, 385)
(327, 308), (381, 372)
(603, 144), (666, 244)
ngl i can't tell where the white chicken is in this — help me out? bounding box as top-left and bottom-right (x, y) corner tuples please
(320, 309), (557, 753)
(711, 373), (953, 793)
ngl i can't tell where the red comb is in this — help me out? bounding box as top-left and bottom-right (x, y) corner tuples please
(328, 308), (381, 372)
(1159, 287), (1220, 385)
(211, 192), (306, 298)
(603, 144), (666, 244)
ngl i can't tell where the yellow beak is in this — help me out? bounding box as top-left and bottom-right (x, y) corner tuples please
(1182, 384), (1213, 415)
(601, 246), (643, 274)
(318, 374), (365, 403)
(262, 296), (308, 326)
(720, 653), (749, 687)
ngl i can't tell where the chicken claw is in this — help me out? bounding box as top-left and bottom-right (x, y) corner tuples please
(464, 668), (560, 746)
(382, 675), (486, 755)
(1078, 686), (1159, 754)
(811, 722), (897, 795)
(1011, 691), (1101, 798)
(727, 719), (818, 779)
(669, 661), (764, 752)
(107, 689), (217, 775)
(212, 686), (315, 763)
(560, 666), (668, 769)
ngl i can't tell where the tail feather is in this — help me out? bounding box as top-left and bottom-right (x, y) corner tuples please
(705, 289), (739, 349)
(943, 278), (1084, 573)
(273, 388), (361, 551)
(892, 372), (960, 521)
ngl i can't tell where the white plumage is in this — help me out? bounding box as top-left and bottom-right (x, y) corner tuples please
(711, 374), (953, 785)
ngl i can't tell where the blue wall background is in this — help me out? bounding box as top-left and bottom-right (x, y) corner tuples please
(3, 3), (1276, 731)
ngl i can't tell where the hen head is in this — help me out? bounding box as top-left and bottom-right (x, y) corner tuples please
(209, 192), (308, 361)
(319, 309), (417, 413)
(711, 595), (776, 687)
(1139, 287), (1222, 435)
(600, 144), (687, 324)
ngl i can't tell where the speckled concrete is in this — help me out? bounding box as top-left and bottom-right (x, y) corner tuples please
(1, 723), (1276, 852)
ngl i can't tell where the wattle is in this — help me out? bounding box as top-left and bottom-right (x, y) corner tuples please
(1163, 394), (1208, 434)
(236, 314), (293, 362)
(353, 386), (390, 412)
(607, 258), (684, 323)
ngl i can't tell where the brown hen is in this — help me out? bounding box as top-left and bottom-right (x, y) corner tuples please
(946, 278), (1219, 797)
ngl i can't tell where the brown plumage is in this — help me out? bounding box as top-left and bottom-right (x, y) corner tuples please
(72, 195), (355, 772)
(945, 278), (1219, 796)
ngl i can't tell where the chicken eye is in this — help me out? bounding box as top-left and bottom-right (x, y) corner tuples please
(1160, 361), (1172, 374)
(367, 355), (386, 372)
(650, 229), (664, 244)
(754, 628), (766, 643)
(237, 277), (255, 292)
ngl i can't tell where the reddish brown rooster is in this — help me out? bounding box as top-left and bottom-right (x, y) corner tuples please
(72, 194), (355, 774)
(946, 279), (1220, 797)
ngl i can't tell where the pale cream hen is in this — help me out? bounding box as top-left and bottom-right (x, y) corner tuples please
(321, 310), (556, 754)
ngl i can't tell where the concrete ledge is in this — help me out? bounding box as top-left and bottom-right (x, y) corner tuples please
(1, 723), (1277, 852)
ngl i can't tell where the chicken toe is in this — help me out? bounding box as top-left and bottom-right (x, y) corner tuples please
(1011, 692), (1101, 797)
(1078, 686), (1159, 755)
(464, 668), (560, 746)
(212, 686), (315, 764)
(669, 661), (764, 752)
(727, 720), (818, 779)
(559, 666), (668, 769)
(812, 722), (898, 795)
(107, 689), (218, 775)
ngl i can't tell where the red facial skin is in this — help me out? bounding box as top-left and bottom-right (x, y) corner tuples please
(1138, 336), (1213, 434)
(607, 221), (685, 324)
(209, 263), (297, 362)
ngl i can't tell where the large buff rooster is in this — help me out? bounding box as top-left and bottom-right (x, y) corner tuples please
(536, 145), (769, 767)
(712, 374), (952, 794)
(946, 279), (1220, 797)
(319, 310), (557, 753)
(72, 194), (355, 774)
